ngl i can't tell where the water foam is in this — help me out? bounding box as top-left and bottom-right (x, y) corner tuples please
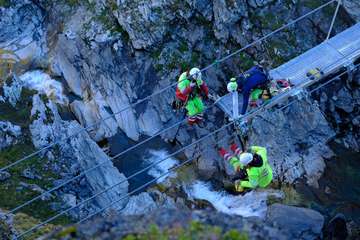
(186, 181), (283, 218)
(19, 70), (68, 105)
(144, 149), (178, 183)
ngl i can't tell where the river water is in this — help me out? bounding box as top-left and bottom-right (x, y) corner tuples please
(109, 133), (180, 192)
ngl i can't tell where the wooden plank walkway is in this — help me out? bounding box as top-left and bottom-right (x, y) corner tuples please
(217, 22), (360, 118)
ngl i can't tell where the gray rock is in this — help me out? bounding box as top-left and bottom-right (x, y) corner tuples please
(213, 0), (247, 42)
(113, 0), (191, 49)
(62, 194), (77, 208)
(21, 168), (41, 180)
(29, 95), (129, 213)
(248, 97), (336, 187)
(0, 1), (47, 67)
(0, 171), (11, 182)
(352, 115), (360, 126)
(70, 100), (119, 142)
(51, 208), (290, 239)
(2, 77), (23, 107)
(343, 0), (360, 22)
(0, 209), (17, 239)
(121, 192), (157, 216)
(138, 105), (163, 136)
(334, 88), (354, 113)
(0, 121), (21, 150)
(266, 203), (324, 239)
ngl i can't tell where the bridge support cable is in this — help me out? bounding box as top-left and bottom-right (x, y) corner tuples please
(16, 61), (360, 238)
(326, 0), (342, 41)
(7, 95), (224, 216)
(16, 123), (236, 239)
(0, 0), (336, 173)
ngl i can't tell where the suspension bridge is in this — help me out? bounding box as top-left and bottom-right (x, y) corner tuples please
(0, 0), (359, 238)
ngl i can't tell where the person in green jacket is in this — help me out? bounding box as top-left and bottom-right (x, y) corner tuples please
(175, 68), (209, 125)
(218, 144), (273, 192)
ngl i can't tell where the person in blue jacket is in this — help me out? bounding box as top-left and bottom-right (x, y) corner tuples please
(237, 65), (270, 115)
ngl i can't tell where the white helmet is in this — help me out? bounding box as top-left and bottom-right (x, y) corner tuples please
(189, 67), (202, 81)
(239, 152), (253, 166)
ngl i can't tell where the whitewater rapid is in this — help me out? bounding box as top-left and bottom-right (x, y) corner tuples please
(144, 149), (178, 183)
(186, 181), (284, 218)
(19, 70), (68, 105)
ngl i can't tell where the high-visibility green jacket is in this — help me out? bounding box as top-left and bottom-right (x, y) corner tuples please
(240, 146), (273, 189)
(177, 72), (204, 91)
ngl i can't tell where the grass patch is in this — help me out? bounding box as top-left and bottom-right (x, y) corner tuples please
(54, 221), (248, 240)
(13, 212), (58, 240)
(123, 222), (248, 240)
(65, 0), (80, 7)
(0, 0), (10, 8)
(0, 143), (71, 226)
(0, 88), (36, 127)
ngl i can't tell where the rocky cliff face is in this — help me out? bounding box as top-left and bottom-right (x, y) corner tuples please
(0, 0), (359, 238)
(29, 94), (129, 216)
(47, 204), (325, 240)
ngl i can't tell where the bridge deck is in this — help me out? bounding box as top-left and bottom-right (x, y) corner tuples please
(217, 23), (360, 118)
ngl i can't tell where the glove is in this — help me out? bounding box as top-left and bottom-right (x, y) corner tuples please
(234, 180), (244, 192)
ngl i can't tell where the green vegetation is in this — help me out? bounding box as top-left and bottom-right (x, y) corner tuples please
(65, 0), (80, 7)
(0, 88), (36, 127)
(0, 87), (71, 238)
(53, 221), (248, 240)
(123, 222), (248, 240)
(0, 143), (71, 225)
(93, 5), (130, 40)
(0, 0), (10, 8)
(303, 0), (322, 10)
(13, 212), (58, 239)
(238, 53), (254, 70)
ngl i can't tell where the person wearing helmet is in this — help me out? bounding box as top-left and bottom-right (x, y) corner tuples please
(176, 67), (209, 125)
(234, 65), (270, 115)
(218, 144), (273, 192)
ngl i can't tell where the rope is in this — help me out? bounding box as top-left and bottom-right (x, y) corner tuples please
(0, 0), (335, 173)
(326, 0), (342, 41)
(16, 122), (235, 239)
(15, 60), (359, 238)
(8, 95), (222, 215)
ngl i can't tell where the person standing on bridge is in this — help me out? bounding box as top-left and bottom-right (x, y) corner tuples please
(218, 144), (273, 192)
(175, 67), (209, 125)
(234, 64), (270, 116)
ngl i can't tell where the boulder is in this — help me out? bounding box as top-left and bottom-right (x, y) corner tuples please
(248, 97), (336, 187)
(121, 192), (157, 216)
(266, 203), (324, 239)
(0, 171), (11, 182)
(62, 194), (77, 208)
(334, 87), (354, 113)
(0, 121), (21, 150)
